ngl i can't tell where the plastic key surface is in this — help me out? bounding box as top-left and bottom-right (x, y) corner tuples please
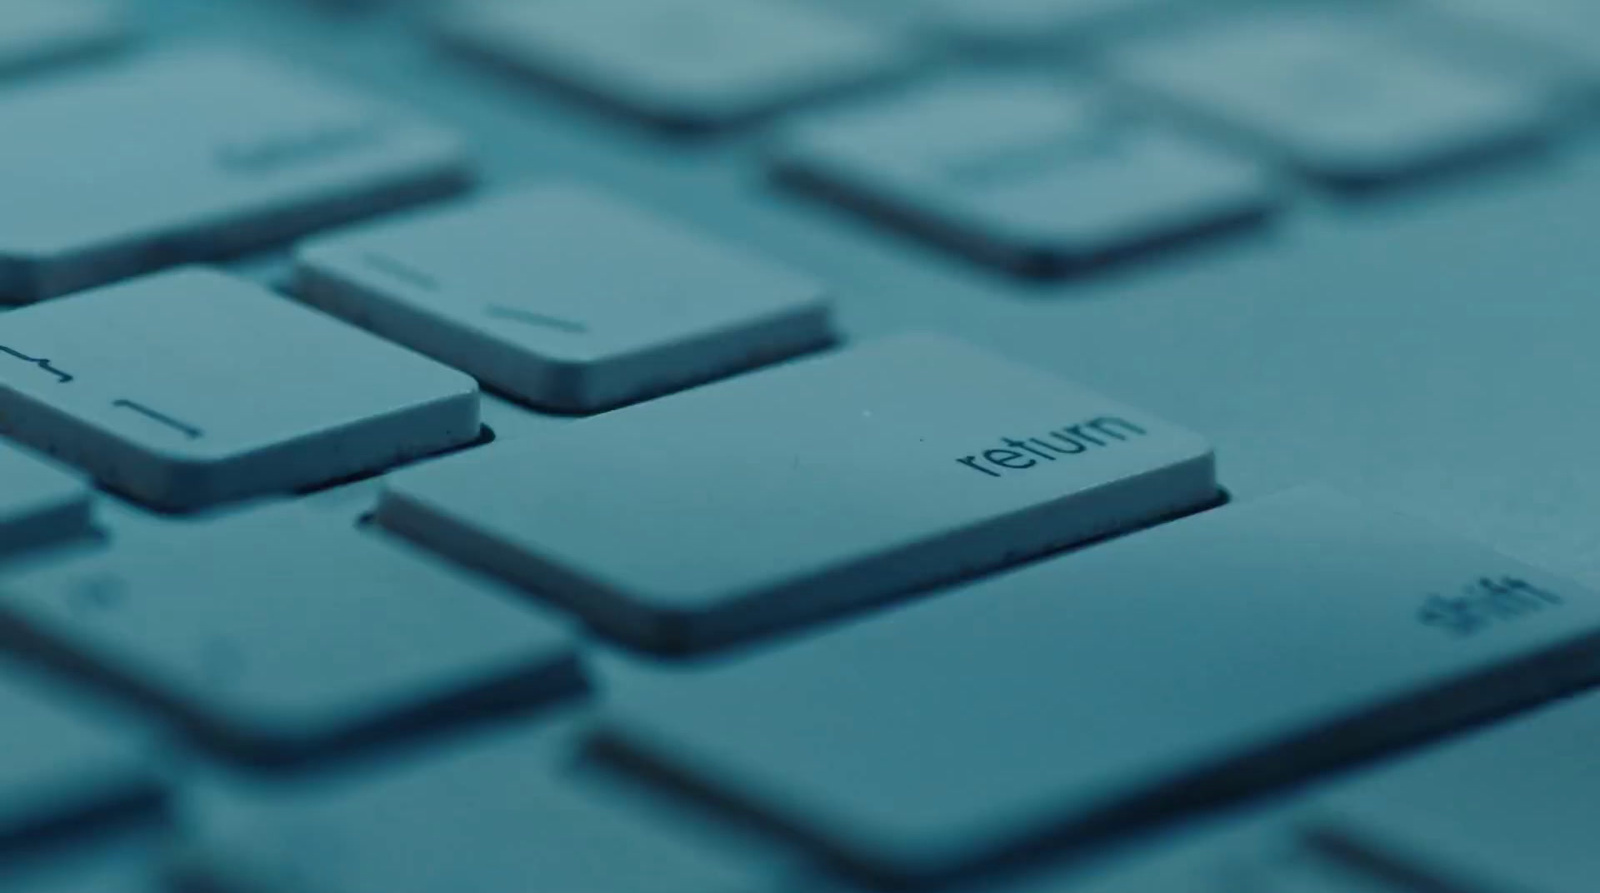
(595, 488), (1600, 885)
(0, 663), (161, 846)
(0, 268), (480, 511)
(438, 0), (910, 130)
(0, 0), (125, 77)
(772, 74), (1275, 274)
(379, 333), (1217, 651)
(297, 182), (834, 412)
(0, 48), (470, 302)
(0, 442), (92, 558)
(1308, 688), (1600, 893)
(172, 723), (762, 893)
(0, 505), (581, 763)
(1107, 8), (1554, 188)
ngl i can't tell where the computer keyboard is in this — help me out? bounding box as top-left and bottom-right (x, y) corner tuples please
(7, 0), (1600, 891)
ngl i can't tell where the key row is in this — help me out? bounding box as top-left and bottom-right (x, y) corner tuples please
(13, 482), (1600, 892)
(0, 4), (1581, 301)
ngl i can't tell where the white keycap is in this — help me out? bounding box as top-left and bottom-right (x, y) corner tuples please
(0, 48), (471, 303)
(595, 487), (1600, 884)
(297, 183), (834, 412)
(1308, 688), (1600, 893)
(1108, 9), (1554, 188)
(0, 504), (581, 762)
(0, 441), (92, 557)
(380, 333), (1217, 651)
(438, 0), (910, 129)
(0, 268), (480, 511)
(0, 0), (125, 76)
(772, 75), (1276, 274)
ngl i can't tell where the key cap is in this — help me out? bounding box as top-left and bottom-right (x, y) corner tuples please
(1306, 688), (1600, 893)
(928, 0), (1169, 46)
(0, 504), (582, 763)
(593, 487), (1600, 885)
(771, 75), (1275, 275)
(172, 722), (763, 893)
(1432, 0), (1600, 79)
(1107, 9), (1553, 189)
(0, 663), (161, 846)
(0, 268), (480, 511)
(0, 0), (125, 77)
(437, 0), (910, 130)
(380, 333), (1217, 651)
(0, 48), (470, 303)
(0, 441), (92, 558)
(297, 182), (834, 413)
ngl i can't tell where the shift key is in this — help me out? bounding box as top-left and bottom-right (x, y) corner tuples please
(379, 333), (1217, 651)
(596, 488), (1600, 885)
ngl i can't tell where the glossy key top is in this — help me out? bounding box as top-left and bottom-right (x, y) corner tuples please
(772, 74), (1275, 274)
(0, 504), (582, 763)
(380, 333), (1217, 651)
(0, 441), (92, 559)
(0, 268), (480, 511)
(595, 487), (1600, 885)
(0, 48), (470, 302)
(297, 182), (834, 412)
(1108, 8), (1554, 188)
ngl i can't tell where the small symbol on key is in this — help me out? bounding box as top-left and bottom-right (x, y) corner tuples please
(0, 345), (73, 383)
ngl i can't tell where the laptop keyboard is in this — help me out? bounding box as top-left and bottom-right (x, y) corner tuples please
(3, 0), (1600, 891)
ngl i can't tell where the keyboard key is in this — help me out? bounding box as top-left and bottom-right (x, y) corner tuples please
(771, 75), (1275, 275)
(928, 0), (1168, 46)
(0, 441), (92, 558)
(0, 504), (581, 763)
(0, 663), (161, 846)
(0, 0), (125, 76)
(1107, 9), (1554, 188)
(1308, 689), (1600, 893)
(297, 182), (834, 413)
(0, 268), (479, 511)
(380, 333), (1217, 651)
(1433, 0), (1600, 78)
(173, 722), (763, 893)
(594, 487), (1600, 885)
(437, 0), (910, 130)
(0, 48), (470, 303)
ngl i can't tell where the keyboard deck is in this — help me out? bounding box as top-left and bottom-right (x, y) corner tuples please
(6, 0), (1600, 890)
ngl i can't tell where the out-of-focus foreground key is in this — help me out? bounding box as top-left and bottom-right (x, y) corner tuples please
(0, 505), (581, 763)
(0, 48), (470, 302)
(595, 488), (1600, 886)
(0, 442), (92, 559)
(0, 663), (161, 846)
(380, 333), (1217, 652)
(0, 0), (125, 77)
(171, 723), (760, 893)
(0, 268), (480, 511)
(1308, 688), (1600, 893)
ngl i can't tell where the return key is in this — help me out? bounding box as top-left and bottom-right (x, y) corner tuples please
(378, 334), (1217, 652)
